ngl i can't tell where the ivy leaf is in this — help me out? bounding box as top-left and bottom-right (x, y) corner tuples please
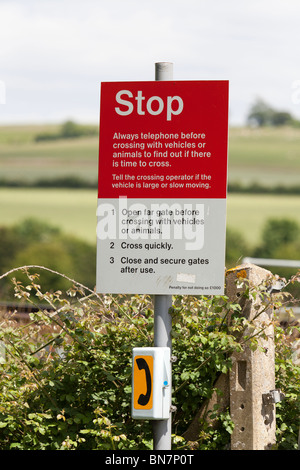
(180, 371), (191, 381)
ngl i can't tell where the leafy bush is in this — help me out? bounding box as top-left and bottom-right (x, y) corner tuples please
(0, 266), (299, 450)
(225, 227), (249, 268)
(0, 219), (96, 298)
(274, 319), (300, 450)
(252, 218), (300, 298)
(254, 218), (299, 258)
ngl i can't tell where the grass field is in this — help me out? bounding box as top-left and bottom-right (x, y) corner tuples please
(1, 188), (300, 249)
(1, 124), (300, 186)
(226, 193), (300, 248)
(228, 126), (300, 186)
(1, 124), (300, 250)
(0, 188), (98, 244)
(1, 136), (98, 183)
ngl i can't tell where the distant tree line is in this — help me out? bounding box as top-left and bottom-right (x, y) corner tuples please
(0, 176), (97, 189)
(3, 177), (300, 195)
(35, 120), (98, 142)
(228, 182), (300, 195)
(247, 98), (300, 127)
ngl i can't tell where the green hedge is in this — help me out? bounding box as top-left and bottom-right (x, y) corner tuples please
(0, 267), (299, 450)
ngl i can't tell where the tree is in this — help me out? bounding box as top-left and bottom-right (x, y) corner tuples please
(0, 219), (96, 298)
(247, 98), (294, 127)
(60, 120), (82, 138)
(254, 218), (299, 258)
(271, 111), (293, 127)
(35, 121), (98, 142)
(247, 98), (275, 127)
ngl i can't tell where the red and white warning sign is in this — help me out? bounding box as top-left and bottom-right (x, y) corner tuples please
(96, 80), (229, 295)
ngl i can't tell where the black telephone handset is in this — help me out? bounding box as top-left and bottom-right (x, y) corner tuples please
(136, 357), (152, 406)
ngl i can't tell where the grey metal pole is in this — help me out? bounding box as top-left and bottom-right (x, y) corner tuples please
(155, 61), (173, 81)
(152, 62), (173, 451)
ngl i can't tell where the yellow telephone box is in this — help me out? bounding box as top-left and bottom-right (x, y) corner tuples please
(132, 347), (171, 420)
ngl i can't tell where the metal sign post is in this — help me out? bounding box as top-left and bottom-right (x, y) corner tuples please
(96, 62), (229, 452)
(153, 62), (173, 451)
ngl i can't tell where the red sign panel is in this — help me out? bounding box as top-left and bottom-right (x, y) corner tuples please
(98, 81), (229, 200)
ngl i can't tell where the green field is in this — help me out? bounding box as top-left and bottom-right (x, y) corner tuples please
(228, 127), (300, 186)
(1, 188), (300, 249)
(1, 124), (300, 250)
(1, 124), (300, 187)
(226, 193), (300, 248)
(1, 136), (98, 183)
(0, 188), (98, 244)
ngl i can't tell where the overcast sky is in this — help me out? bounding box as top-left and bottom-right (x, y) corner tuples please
(1, 0), (300, 126)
